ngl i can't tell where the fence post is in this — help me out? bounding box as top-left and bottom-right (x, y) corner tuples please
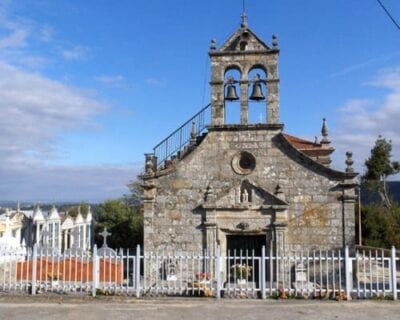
(391, 246), (397, 301)
(216, 245), (221, 299)
(31, 244), (37, 296)
(135, 244), (141, 298)
(345, 246), (352, 300)
(92, 245), (98, 297)
(261, 245), (266, 299)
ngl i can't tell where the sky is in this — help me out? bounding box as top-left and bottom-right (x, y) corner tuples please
(0, 0), (400, 203)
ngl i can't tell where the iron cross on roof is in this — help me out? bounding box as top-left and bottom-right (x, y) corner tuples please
(99, 228), (111, 248)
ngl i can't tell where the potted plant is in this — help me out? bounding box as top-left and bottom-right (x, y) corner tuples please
(47, 271), (62, 287)
(195, 272), (211, 283)
(230, 264), (252, 284)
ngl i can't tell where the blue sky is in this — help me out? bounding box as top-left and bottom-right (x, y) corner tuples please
(0, 0), (400, 202)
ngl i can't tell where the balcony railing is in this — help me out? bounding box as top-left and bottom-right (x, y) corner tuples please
(153, 104), (211, 169)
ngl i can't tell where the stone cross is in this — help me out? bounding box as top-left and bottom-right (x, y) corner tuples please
(100, 228), (111, 248)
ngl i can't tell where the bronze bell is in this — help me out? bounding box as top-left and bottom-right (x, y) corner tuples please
(225, 84), (239, 101)
(249, 82), (265, 101)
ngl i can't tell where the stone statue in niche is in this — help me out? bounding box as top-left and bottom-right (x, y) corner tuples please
(242, 189), (249, 202)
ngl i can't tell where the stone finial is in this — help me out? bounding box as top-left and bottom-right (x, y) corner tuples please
(205, 184), (216, 203)
(190, 121), (196, 144)
(272, 34), (278, 48)
(321, 118), (331, 144)
(145, 153), (155, 175)
(210, 39), (216, 51)
(345, 151), (354, 173)
(275, 184), (285, 201)
(241, 12), (248, 28)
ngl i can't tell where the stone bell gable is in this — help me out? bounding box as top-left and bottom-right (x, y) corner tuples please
(141, 16), (358, 256)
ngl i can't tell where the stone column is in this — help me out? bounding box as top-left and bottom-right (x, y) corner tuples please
(210, 60), (225, 125)
(274, 224), (287, 286)
(63, 231), (68, 251)
(211, 81), (225, 125)
(87, 225), (91, 250)
(83, 224), (87, 250)
(204, 222), (218, 278)
(266, 79), (280, 124)
(70, 229), (74, 248)
(240, 80), (248, 124)
(58, 223), (62, 251)
(36, 223), (40, 245)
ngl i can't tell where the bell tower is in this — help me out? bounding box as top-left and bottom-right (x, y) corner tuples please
(209, 15), (281, 127)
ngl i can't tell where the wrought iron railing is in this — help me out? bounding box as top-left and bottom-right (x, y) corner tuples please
(153, 103), (211, 169)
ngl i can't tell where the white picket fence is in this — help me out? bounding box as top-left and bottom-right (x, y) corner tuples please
(0, 245), (398, 300)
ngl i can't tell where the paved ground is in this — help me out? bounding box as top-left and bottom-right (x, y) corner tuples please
(0, 297), (399, 320)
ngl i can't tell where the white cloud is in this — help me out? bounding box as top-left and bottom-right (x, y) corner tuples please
(0, 62), (106, 166)
(0, 5), (53, 69)
(0, 164), (141, 203)
(94, 75), (127, 87)
(0, 4), (138, 202)
(145, 77), (164, 85)
(332, 67), (400, 177)
(0, 19), (29, 50)
(328, 52), (400, 79)
(38, 25), (53, 42)
(61, 45), (89, 61)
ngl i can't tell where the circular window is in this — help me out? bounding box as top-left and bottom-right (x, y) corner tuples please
(232, 151), (256, 175)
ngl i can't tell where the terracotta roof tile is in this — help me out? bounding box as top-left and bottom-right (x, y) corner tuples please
(283, 133), (334, 156)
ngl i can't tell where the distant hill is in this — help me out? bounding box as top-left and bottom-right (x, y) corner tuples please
(361, 181), (400, 205)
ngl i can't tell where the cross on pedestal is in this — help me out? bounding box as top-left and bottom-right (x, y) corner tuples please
(99, 228), (111, 248)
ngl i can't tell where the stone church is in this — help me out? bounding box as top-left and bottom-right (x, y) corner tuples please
(141, 16), (358, 256)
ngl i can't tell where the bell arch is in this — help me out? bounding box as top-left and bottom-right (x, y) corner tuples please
(209, 22), (280, 126)
(248, 67), (267, 123)
(224, 68), (242, 124)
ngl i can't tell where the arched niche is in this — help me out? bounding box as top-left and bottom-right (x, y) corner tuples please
(247, 67), (267, 124)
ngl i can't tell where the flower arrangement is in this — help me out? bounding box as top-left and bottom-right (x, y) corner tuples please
(195, 272), (211, 281)
(230, 264), (252, 279)
(47, 271), (62, 281)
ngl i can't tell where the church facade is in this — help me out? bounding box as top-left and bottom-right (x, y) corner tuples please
(141, 17), (358, 257)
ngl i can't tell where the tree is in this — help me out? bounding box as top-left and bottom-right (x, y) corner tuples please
(64, 202), (90, 218)
(94, 181), (143, 249)
(362, 136), (400, 208)
(360, 204), (400, 249)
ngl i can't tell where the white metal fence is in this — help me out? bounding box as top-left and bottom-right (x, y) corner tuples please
(0, 245), (398, 300)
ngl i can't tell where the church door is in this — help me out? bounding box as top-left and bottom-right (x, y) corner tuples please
(226, 235), (266, 283)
